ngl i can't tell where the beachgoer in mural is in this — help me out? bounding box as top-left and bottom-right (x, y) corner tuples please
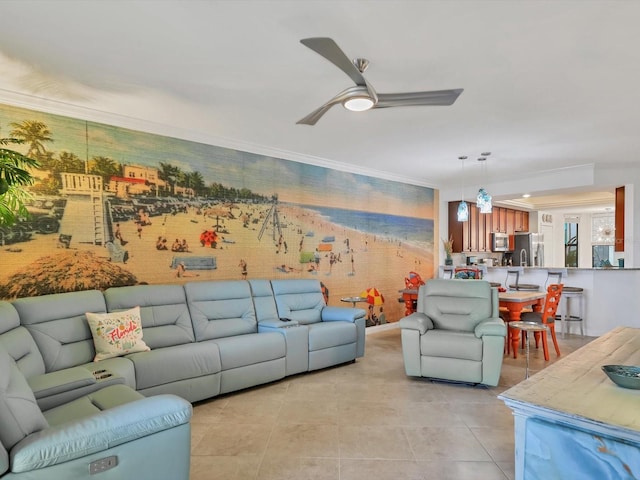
(350, 250), (355, 276)
(299, 236), (304, 252)
(277, 264), (299, 273)
(156, 236), (168, 250)
(377, 307), (386, 325)
(114, 223), (127, 246)
(171, 238), (182, 252)
(314, 249), (321, 270)
(238, 259), (247, 279)
(366, 304), (378, 327)
(181, 239), (190, 253)
(174, 262), (198, 278)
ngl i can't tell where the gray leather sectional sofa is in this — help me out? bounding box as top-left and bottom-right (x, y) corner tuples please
(0, 278), (366, 479)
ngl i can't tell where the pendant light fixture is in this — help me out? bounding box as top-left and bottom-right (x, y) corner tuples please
(457, 156), (469, 221)
(476, 152), (492, 214)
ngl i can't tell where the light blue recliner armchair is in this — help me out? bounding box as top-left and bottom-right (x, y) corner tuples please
(399, 279), (506, 386)
(0, 342), (192, 479)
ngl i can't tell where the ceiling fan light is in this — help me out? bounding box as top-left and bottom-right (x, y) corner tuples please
(343, 97), (375, 112)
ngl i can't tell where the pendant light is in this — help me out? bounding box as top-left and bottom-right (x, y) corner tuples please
(476, 153), (492, 214)
(457, 156), (469, 221)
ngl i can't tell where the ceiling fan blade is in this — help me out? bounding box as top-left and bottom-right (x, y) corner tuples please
(300, 37), (367, 87)
(296, 99), (341, 126)
(297, 86), (370, 125)
(375, 89), (464, 108)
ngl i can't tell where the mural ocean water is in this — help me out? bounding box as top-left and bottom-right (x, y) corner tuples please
(0, 102), (436, 323)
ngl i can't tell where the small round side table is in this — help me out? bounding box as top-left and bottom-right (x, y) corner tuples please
(509, 321), (549, 379)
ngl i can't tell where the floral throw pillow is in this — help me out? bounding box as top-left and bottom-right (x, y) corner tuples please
(86, 306), (150, 361)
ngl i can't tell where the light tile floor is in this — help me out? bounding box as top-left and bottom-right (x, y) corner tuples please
(190, 327), (594, 480)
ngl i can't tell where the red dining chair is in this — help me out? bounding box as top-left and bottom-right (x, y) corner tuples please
(520, 283), (563, 361)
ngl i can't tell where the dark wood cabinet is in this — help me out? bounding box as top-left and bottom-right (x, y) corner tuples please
(449, 201), (530, 253)
(469, 204), (479, 252)
(615, 186), (625, 252)
(506, 209), (516, 234)
(514, 210), (529, 232)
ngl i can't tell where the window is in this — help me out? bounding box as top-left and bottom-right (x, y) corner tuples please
(564, 220), (578, 267)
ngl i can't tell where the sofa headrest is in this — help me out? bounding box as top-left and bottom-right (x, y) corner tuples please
(0, 345), (49, 450)
(424, 279), (491, 299)
(0, 302), (20, 335)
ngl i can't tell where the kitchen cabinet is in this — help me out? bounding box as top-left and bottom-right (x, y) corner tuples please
(615, 186), (624, 252)
(514, 210), (529, 232)
(449, 201), (530, 252)
(505, 209), (516, 234)
(469, 204), (479, 252)
(491, 207), (508, 233)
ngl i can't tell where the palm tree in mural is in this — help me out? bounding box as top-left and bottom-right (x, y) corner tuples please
(89, 156), (122, 186)
(0, 137), (39, 226)
(158, 162), (181, 196)
(9, 120), (53, 161)
(178, 171), (206, 197)
(54, 151), (85, 174)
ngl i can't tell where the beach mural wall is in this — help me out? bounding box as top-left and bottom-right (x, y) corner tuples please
(0, 102), (436, 323)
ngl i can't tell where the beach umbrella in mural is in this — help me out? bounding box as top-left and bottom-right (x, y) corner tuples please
(360, 287), (385, 306)
(0, 250), (138, 299)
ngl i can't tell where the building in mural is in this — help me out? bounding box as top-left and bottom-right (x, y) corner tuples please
(0, 103), (436, 323)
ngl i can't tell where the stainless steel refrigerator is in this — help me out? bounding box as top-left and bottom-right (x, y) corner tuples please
(514, 232), (544, 267)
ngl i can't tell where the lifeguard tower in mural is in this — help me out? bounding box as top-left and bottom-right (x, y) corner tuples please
(58, 173), (108, 245)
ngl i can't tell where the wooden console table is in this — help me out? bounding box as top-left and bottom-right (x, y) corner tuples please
(499, 326), (640, 479)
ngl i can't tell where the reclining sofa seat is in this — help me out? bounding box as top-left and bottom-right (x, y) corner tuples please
(0, 342), (192, 480)
(104, 284), (222, 402)
(270, 279), (366, 371)
(8, 292), (135, 410)
(399, 279), (506, 386)
(184, 280), (286, 394)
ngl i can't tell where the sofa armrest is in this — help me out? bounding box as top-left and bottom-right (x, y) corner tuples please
(474, 317), (507, 338)
(399, 313), (434, 335)
(27, 367), (96, 399)
(259, 319), (300, 329)
(321, 306), (366, 322)
(11, 394), (192, 473)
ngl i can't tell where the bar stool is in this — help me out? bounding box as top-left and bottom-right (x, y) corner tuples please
(506, 267), (540, 291)
(546, 268), (585, 337)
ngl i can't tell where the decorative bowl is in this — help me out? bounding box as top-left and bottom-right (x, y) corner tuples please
(602, 365), (640, 390)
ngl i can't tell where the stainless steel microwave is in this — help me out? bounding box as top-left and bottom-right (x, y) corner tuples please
(491, 233), (510, 252)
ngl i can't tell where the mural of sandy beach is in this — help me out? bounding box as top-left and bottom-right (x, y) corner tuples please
(0, 203), (432, 323)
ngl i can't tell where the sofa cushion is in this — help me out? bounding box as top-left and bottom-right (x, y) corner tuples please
(271, 279), (325, 325)
(0, 442), (8, 476)
(248, 279), (280, 323)
(185, 280), (257, 341)
(0, 301), (46, 380)
(420, 330), (483, 361)
(104, 285), (195, 348)
(126, 342), (221, 391)
(13, 290), (107, 372)
(43, 384), (144, 426)
(308, 322), (357, 351)
(0, 347), (49, 449)
(421, 280), (493, 332)
(213, 333), (284, 370)
(86, 307), (151, 361)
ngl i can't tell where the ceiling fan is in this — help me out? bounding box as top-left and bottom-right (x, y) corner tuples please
(297, 37), (463, 125)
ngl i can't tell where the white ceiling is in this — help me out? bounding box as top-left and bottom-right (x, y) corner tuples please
(0, 1), (638, 208)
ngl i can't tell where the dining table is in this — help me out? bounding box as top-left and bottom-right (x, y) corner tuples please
(498, 290), (547, 358)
